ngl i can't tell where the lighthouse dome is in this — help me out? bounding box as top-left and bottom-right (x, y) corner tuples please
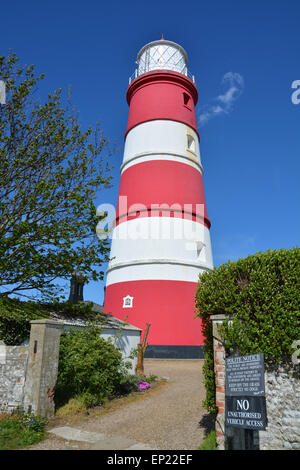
(137, 38), (188, 76)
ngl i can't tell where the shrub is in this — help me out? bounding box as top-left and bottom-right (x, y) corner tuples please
(117, 374), (140, 395)
(195, 247), (300, 413)
(55, 322), (131, 407)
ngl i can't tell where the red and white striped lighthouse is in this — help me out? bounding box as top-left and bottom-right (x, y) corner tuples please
(103, 38), (213, 358)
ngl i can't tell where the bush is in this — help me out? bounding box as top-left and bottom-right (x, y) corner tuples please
(117, 374), (140, 395)
(55, 323), (131, 407)
(195, 247), (300, 412)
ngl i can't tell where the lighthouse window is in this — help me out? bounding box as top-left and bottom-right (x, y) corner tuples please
(187, 134), (195, 153)
(123, 295), (133, 308)
(183, 92), (191, 107)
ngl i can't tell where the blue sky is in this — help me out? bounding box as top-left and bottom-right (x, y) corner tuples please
(1, 0), (299, 304)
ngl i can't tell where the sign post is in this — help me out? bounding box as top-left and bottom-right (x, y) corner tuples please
(225, 353), (267, 448)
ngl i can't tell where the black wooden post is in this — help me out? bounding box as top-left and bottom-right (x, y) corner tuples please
(245, 429), (254, 450)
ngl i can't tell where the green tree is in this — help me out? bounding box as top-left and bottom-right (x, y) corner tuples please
(0, 52), (112, 300)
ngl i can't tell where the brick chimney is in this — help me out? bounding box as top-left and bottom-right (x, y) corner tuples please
(68, 272), (84, 303)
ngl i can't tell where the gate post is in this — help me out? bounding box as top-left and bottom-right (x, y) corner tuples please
(210, 313), (227, 450)
(23, 319), (62, 418)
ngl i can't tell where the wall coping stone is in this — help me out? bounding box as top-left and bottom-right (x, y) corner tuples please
(29, 319), (63, 325)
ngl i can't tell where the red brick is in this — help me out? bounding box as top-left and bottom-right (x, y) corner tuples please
(214, 357), (223, 365)
(216, 393), (224, 399)
(216, 400), (225, 408)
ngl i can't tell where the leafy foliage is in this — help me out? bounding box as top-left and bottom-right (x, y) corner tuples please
(195, 247), (300, 412)
(0, 296), (97, 345)
(201, 324), (217, 414)
(0, 52), (112, 300)
(198, 430), (217, 451)
(0, 297), (49, 345)
(0, 412), (47, 450)
(55, 323), (131, 407)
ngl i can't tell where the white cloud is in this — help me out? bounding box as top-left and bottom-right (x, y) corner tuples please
(198, 72), (244, 126)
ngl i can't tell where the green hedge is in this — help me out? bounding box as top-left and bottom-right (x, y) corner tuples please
(195, 247), (300, 413)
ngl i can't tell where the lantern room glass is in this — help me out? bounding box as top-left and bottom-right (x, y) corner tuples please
(138, 41), (187, 75)
(129, 40), (195, 84)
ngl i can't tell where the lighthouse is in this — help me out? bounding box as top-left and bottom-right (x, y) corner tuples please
(103, 38), (213, 358)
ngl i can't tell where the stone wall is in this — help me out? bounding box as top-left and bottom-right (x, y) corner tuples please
(258, 364), (300, 450)
(0, 343), (29, 413)
(209, 314), (300, 450)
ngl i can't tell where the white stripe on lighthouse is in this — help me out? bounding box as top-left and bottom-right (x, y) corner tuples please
(106, 261), (212, 286)
(106, 217), (213, 285)
(122, 120), (202, 173)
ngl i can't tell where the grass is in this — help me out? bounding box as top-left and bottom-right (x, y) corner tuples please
(0, 412), (47, 450)
(55, 397), (88, 418)
(198, 430), (217, 450)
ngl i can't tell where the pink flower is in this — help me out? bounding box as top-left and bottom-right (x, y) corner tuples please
(138, 381), (150, 391)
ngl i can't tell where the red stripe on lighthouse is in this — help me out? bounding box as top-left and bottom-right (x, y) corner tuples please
(126, 71), (199, 138)
(115, 159), (211, 228)
(103, 279), (204, 346)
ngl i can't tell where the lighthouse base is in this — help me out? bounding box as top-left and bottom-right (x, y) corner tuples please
(103, 279), (205, 350)
(144, 345), (204, 359)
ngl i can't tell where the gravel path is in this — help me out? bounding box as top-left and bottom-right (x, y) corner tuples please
(29, 359), (210, 450)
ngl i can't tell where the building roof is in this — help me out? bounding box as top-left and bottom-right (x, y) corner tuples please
(49, 301), (142, 332)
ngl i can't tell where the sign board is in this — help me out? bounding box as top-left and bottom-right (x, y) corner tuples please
(225, 353), (265, 396)
(225, 353), (267, 431)
(225, 396), (267, 430)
